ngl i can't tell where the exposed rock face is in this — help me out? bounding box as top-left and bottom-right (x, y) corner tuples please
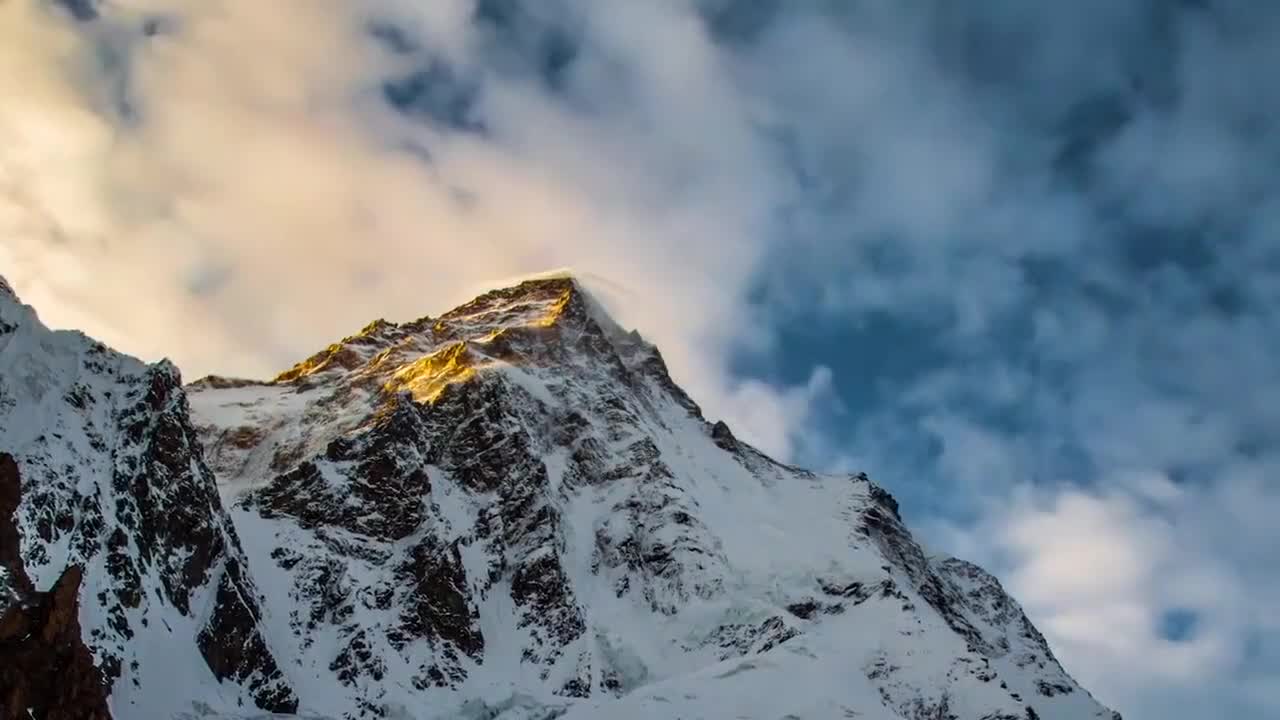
(0, 292), (295, 718)
(1, 452), (111, 720)
(0, 454), (32, 605)
(0, 564), (112, 720)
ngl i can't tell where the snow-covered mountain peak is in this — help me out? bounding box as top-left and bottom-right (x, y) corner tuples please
(0, 274), (16, 302)
(4, 277), (1121, 719)
(187, 275), (697, 496)
(264, 275), (652, 390)
(175, 279), (1122, 720)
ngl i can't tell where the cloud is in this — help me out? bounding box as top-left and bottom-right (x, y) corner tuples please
(945, 470), (1279, 719)
(875, 290), (1280, 719)
(736, 1), (1280, 353)
(0, 0), (817, 459)
(693, 8), (1280, 716)
(715, 365), (847, 465)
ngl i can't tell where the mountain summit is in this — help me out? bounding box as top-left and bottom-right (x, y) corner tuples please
(1, 277), (1120, 719)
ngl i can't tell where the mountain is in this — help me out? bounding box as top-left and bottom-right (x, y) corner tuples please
(1, 274), (1121, 720)
(0, 281), (294, 718)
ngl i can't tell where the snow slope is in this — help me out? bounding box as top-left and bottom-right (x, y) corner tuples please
(182, 277), (1122, 720)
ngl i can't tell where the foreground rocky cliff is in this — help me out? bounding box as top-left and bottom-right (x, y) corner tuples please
(0, 282), (293, 718)
(1, 455), (110, 720)
(1, 275), (1120, 720)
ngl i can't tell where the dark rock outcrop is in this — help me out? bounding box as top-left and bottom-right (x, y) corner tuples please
(0, 566), (113, 720)
(0, 291), (296, 717)
(0, 454), (111, 720)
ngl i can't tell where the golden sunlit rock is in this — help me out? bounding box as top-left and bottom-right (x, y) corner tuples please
(382, 341), (479, 404)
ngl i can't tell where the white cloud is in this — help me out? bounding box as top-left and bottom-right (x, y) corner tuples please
(715, 365), (841, 463)
(920, 414), (1029, 491)
(867, 334), (1280, 720)
(944, 467), (1279, 718)
(0, 0), (819, 460)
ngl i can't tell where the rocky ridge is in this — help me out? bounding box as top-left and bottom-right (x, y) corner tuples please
(0, 282), (294, 718)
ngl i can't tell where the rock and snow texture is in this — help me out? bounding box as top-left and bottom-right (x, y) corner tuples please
(0, 273), (1120, 719)
(0, 287), (295, 718)
(180, 277), (1122, 720)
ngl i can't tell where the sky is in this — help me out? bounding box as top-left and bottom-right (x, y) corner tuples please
(2, 1), (1277, 718)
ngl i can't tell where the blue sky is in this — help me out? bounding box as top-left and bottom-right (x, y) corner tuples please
(3, 1), (1277, 718)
